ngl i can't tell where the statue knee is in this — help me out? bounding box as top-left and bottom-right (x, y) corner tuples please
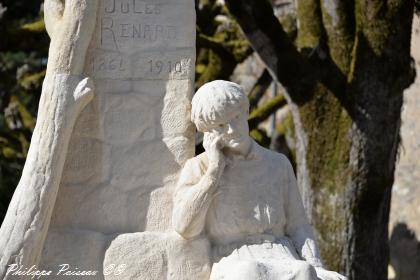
(166, 233), (212, 280)
(230, 260), (268, 279)
(211, 260), (265, 280)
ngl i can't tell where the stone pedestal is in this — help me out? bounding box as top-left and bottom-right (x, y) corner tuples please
(40, 0), (196, 277)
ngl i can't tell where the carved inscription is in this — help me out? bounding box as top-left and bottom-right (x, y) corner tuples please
(135, 52), (191, 80)
(104, 0), (161, 14)
(90, 50), (192, 80)
(148, 60), (183, 75)
(93, 54), (126, 72)
(92, 1), (194, 80)
(101, 19), (176, 44)
(100, 0), (178, 50)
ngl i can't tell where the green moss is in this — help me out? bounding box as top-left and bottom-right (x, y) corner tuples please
(314, 188), (346, 268)
(227, 39), (252, 62)
(17, 101), (36, 131)
(249, 94), (287, 130)
(354, 0), (401, 56)
(195, 64), (206, 75)
(195, 4), (252, 89)
(2, 147), (17, 159)
(315, 0), (354, 74)
(212, 19), (252, 62)
(276, 112), (296, 162)
(291, 0), (413, 273)
(196, 50), (224, 88)
(299, 82), (352, 270)
(250, 128), (271, 148)
(278, 14), (297, 42)
(297, 0), (324, 49)
(347, 34), (359, 83)
(21, 19), (45, 33)
(19, 69), (46, 90)
(250, 94), (285, 119)
(276, 111), (293, 136)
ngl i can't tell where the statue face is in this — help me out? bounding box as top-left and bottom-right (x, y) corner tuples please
(204, 111), (251, 155)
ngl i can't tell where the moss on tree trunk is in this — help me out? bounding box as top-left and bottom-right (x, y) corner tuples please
(299, 83), (352, 270)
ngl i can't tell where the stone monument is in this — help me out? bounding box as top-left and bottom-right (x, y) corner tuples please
(0, 0), (196, 279)
(102, 81), (348, 279)
(0, 1), (348, 280)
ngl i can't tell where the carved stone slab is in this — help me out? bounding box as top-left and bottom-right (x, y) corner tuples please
(40, 0), (196, 276)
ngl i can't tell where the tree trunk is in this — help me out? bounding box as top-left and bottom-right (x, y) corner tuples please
(224, 0), (416, 279)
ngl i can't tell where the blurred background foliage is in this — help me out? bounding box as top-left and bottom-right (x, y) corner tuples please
(0, 0), (49, 222)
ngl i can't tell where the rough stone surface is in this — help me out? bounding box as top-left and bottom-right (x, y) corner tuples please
(0, 0), (196, 279)
(0, 0), (99, 277)
(104, 232), (211, 280)
(48, 0), (196, 234)
(41, 229), (110, 280)
(45, 0), (196, 275)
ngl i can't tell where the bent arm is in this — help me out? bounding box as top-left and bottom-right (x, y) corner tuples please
(172, 159), (220, 239)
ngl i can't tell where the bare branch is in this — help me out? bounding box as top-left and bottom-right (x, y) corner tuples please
(197, 32), (229, 54)
(296, 0), (324, 49)
(225, 0), (315, 104)
(319, 0), (355, 73)
(296, 0), (351, 105)
(248, 93), (287, 130)
(248, 69), (272, 111)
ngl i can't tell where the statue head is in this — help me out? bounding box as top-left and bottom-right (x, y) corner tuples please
(191, 80), (251, 155)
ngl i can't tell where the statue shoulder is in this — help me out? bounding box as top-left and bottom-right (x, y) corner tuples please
(252, 142), (292, 170)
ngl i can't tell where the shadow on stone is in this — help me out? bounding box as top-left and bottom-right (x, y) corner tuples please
(389, 223), (420, 280)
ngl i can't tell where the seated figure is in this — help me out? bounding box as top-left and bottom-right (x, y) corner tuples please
(172, 80), (347, 280)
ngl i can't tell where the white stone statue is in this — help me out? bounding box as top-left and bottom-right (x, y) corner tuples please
(0, 0), (349, 278)
(1, 0), (198, 278)
(172, 80), (347, 280)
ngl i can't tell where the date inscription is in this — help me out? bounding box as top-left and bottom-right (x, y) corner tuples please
(91, 51), (192, 80)
(93, 56), (126, 72)
(148, 60), (183, 74)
